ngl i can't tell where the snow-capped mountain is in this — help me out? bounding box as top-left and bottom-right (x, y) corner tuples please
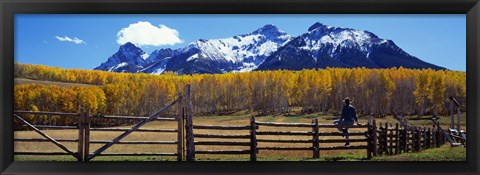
(95, 22), (444, 75)
(257, 22), (444, 70)
(163, 24), (292, 74)
(94, 42), (148, 72)
(95, 24), (292, 74)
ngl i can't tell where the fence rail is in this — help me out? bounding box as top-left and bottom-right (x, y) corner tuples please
(258, 147), (313, 151)
(321, 146), (367, 150)
(194, 134), (250, 139)
(14, 110), (79, 117)
(194, 141), (250, 146)
(91, 115), (177, 121)
(256, 131), (314, 136)
(195, 150), (251, 154)
(14, 152), (74, 155)
(96, 153), (178, 156)
(90, 128), (177, 133)
(193, 125), (252, 130)
(255, 122), (312, 127)
(257, 139), (312, 143)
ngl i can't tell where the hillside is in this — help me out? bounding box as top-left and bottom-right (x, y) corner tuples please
(15, 78), (97, 88)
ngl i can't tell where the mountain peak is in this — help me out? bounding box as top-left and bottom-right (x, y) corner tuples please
(251, 24), (286, 36)
(308, 22), (328, 32)
(118, 42), (143, 55)
(120, 42), (140, 50)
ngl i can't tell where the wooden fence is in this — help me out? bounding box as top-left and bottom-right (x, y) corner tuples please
(14, 107), (184, 161)
(255, 119), (369, 158)
(187, 118), (447, 161)
(188, 117), (370, 161)
(366, 119), (446, 158)
(191, 116), (256, 160)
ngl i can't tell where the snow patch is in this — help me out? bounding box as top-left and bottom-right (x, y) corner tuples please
(141, 53), (150, 60)
(151, 67), (166, 75)
(232, 62), (258, 72)
(186, 54), (199, 62)
(108, 62), (129, 71)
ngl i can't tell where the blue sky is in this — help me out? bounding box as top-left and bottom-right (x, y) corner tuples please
(15, 14), (466, 71)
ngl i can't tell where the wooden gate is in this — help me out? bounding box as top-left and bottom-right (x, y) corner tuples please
(13, 111), (82, 160)
(14, 85), (193, 161)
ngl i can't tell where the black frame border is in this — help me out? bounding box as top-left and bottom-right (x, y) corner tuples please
(1, 0), (479, 175)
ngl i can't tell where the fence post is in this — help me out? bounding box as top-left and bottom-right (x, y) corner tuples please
(367, 119), (372, 159)
(395, 123), (399, 155)
(389, 123), (393, 155)
(432, 126), (437, 148)
(450, 100), (454, 129)
(378, 122), (383, 156)
(432, 128), (436, 148)
(419, 127), (423, 151)
(403, 126), (408, 153)
(416, 127), (421, 152)
(372, 119), (377, 157)
(312, 118), (319, 159)
(185, 85), (195, 161)
(425, 128), (432, 149)
(412, 127), (417, 152)
(250, 116), (257, 161)
(420, 127), (426, 150)
(424, 127), (428, 150)
(407, 127), (411, 152)
(457, 107), (461, 131)
(384, 123), (388, 155)
(84, 110), (90, 161)
(77, 107), (85, 161)
(177, 92), (184, 161)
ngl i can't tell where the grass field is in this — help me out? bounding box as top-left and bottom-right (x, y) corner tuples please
(14, 110), (466, 161)
(371, 145), (466, 161)
(14, 78), (97, 88)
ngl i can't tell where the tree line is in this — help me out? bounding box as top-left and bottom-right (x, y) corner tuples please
(14, 63), (466, 126)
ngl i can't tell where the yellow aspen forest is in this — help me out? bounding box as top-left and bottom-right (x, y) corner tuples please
(14, 63), (466, 126)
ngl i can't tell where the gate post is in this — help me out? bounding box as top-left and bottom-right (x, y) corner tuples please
(450, 100), (454, 129)
(250, 116), (257, 161)
(457, 107), (461, 131)
(77, 107), (85, 161)
(185, 85), (195, 161)
(84, 110), (91, 161)
(177, 92), (184, 161)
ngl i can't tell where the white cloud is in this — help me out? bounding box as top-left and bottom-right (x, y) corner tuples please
(55, 35), (86, 44)
(116, 21), (183, 47)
